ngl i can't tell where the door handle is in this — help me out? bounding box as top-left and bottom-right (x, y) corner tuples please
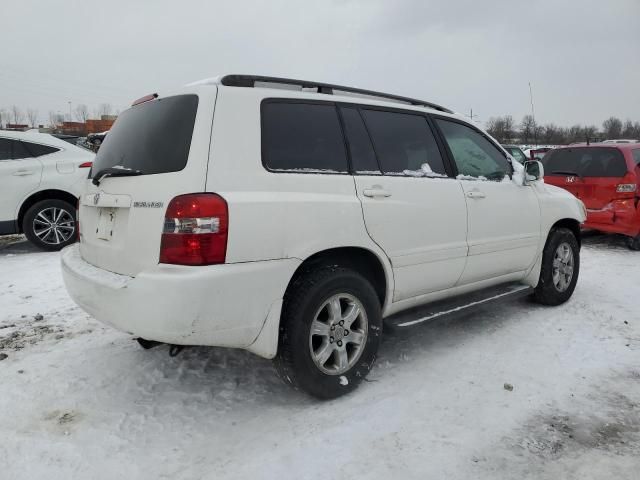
(13, 170), (35, 176)
(363, 188), (392, 198)
(465, 190), (486, 199)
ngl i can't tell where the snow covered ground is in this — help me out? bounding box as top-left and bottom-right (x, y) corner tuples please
(0, 233), (638, 479)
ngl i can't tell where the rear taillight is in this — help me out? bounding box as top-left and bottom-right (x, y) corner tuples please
(78, 162), (93, 168)
(616, 183), (637, 193)
(159, 193), (228, 266)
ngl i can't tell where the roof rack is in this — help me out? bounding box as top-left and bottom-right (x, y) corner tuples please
(220, 74), (453, 114)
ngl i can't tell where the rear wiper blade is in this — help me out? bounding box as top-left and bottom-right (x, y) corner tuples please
(551, 170), (582, 179)
(92, 167), (143, 186)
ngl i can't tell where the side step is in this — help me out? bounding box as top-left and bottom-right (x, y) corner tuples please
(384, 282), (533, 329)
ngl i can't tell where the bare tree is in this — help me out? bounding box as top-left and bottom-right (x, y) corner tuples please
(0, 108), (5, 128)
(503, 115), (514, 143)
(48, 111), (65, 129)
(542, 124), (558, 144)
(622, 120), (635, 138)
(519, 115), (536, 144)
(26, 109), (39, 128)
(11, 105), (24, 125)
(602, 117), (623, 139)
(97, 103), (113, 117)
(74, 104), (89, 123)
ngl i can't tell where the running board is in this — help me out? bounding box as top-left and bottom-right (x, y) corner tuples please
(384, 283), (533, 329)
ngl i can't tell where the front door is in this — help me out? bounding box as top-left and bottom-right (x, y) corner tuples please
(342, 106), (468, 302)
(0, 138), (43, 223)
(433, 118), (541, 285)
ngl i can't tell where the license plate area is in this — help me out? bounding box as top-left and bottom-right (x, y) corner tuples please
(96, 208), (117, 241)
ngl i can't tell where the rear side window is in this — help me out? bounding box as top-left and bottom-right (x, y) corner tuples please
(262, 102), (348, 173)
(361, 109), (446, 176)
(11, 141), (32, 159)
(543, 148), (628, 177)
(0, 139), (11, 160)
(633, 149), (640, 166)
(340, 107), (379, 174)
(92, 94), (198, 177)
(23, 142), (59, 157)
(436, 119), (509, 180)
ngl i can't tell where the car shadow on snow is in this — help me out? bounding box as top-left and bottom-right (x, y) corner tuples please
(97, 296), (537, 410)
(581, 230), (632, 251)
(0, 235), (41, 255)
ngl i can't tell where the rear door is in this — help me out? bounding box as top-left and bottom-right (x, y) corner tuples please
(433, 117), (540, 285)
(79, 90), (217, 276)
(0, 138), (43, 222)
(347, 107), (468, 301)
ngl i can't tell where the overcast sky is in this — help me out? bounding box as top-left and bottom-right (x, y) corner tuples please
(2, 0), (639, 128)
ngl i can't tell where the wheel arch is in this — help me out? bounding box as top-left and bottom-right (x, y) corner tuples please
(17, 189), (78, 233)
(550, 218), (581, 248)
(286, 246), (390, 310)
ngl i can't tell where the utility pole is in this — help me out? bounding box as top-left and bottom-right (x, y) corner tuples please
(529, 82), (537, 146)
(68, 101), (72, 122)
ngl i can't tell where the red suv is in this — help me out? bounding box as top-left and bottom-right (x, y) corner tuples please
(542, 143), (640, 250)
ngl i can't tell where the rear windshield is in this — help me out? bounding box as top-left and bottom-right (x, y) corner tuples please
(92, 95), (198, 177)
(543, 147), (627, 177)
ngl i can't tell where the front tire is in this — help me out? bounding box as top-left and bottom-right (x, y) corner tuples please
(23, 199), (77, 251)
(534, 227), (580, 306)
(274, 265), (382, 399)
(626, 235), (640, 251)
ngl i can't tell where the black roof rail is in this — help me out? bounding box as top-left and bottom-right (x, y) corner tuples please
(220, 74), (453, 114)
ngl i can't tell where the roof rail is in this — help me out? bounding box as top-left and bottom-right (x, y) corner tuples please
(220, 74), (453, 114)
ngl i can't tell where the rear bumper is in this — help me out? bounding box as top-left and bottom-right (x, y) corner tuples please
(61, 244), (299, 356)
(584, 199), (640, 237)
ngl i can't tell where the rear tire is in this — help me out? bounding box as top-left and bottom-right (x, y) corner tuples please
(626, 235), (640, 251)
(274, 265), (382, 399)
(23, 199), (77, 251)
(534, 227), (580, 306)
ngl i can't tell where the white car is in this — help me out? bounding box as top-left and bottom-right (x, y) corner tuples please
(61, 75), (586, 398)
(0, 131), (94, 250)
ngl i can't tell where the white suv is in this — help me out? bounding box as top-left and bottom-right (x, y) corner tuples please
(1, 131), (94, 250)
(61, 75), (586, 398)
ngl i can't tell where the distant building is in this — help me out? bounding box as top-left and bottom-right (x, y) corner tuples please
(86, 116), (116, 134)
(5, 123), (29, 131)
(55, 115), (117, 136)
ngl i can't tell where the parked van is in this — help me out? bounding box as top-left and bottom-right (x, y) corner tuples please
(61, 75), (586, 398)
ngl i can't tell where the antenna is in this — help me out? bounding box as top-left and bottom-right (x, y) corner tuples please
(529, 82), (537, 146)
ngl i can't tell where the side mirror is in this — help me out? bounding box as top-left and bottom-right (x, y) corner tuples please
(524, 160), (544, 184)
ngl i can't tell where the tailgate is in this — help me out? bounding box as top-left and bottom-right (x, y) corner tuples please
(79, 89), (217, 276)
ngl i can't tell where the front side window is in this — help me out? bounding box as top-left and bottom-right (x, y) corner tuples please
(436, 119), (510, 180)
(361, 109), (446, 176)
(262, 102), (348, 173)
(543, 147), (628, 177)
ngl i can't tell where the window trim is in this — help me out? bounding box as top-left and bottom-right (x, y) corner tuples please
(260, 98), (350, 175)
(429, 114), (513, 179)
(260, 98), (501, 180)
(337, 105), (383, 176)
